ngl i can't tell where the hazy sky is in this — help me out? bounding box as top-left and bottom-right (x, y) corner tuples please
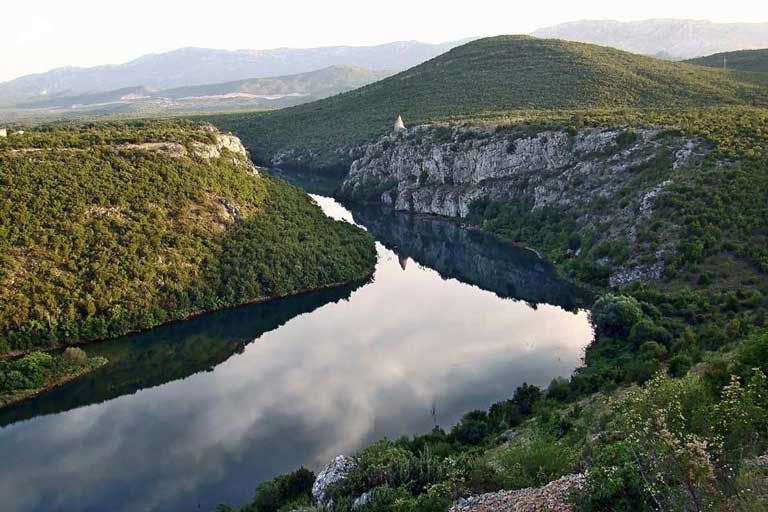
(2, 0), (767, 82)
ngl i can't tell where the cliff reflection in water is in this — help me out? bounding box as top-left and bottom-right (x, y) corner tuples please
(349, 203), (591, 311)
(0, 284), (362, 427)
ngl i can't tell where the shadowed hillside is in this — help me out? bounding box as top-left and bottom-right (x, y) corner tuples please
(686, 48), (768, 73)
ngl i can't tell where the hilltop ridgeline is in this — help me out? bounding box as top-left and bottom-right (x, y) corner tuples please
(685, 48), (768, 74)
(208, 36), (768, 173)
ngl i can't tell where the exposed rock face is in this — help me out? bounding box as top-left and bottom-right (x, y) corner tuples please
(339, 125), (711, 286)
(450, 473), (586, 512)
(192, 130), (260, 175)
(312, 455), (357, 508)
(352, 490), (373, 510)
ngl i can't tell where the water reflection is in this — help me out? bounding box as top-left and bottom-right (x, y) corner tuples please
(348, 203), (591, 310)
(0, 285), (362, 428)
(0, 197), (593, 512)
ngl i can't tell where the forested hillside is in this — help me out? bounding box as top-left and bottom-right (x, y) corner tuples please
(685, 48), (768, 73)
(0, 121), (376, 355)
(208, 36), (768, 172)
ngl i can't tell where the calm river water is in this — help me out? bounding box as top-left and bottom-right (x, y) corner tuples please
(0, 196), (593, 512)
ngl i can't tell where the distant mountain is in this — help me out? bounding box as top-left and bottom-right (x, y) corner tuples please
(3, 66), (394, 119)
(208, 35), (768, 172)
(0, 40), (468, 103)
(532, 19), (768, 60)
(686, 48), (768, 73)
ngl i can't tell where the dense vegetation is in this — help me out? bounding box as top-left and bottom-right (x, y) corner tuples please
(465, 106), (768, 290)
(0, 347), (106, 406)
(0, 120), (376, 356)
(207, 36), (768, 171)
(686, 48), (768, 73)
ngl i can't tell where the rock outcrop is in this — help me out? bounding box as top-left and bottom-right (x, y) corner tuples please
(312, 455), (357, 508)
(450, 473), (586, 512)
(339, 124), (712, 286)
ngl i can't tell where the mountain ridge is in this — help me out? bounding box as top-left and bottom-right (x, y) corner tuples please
(207, 35), (768, 172)
(3, 65), (394, 119)
(0, 40), (470, 102)
(532, 19), (768, 59)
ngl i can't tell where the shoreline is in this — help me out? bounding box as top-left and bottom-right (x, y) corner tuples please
(0, 272), (374, 362)
(0, 357), (108, 409)
(336, 196), (603, 298)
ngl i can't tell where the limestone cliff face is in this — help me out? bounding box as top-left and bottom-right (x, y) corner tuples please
(339, 125), (712, 286)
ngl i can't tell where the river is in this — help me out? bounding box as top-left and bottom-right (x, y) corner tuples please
(0, 196), (593, 512)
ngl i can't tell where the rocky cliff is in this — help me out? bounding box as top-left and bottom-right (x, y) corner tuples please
(339, 124), (713, 286)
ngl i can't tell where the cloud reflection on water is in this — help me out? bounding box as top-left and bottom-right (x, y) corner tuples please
(0, 198), (593, 512)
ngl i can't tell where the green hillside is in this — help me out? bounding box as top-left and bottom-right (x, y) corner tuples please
(0, 120), (376, 355)
(208, 36), (768, 172)
(686, 48), (768, 73)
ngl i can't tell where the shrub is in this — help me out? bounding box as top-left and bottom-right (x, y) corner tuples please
(488, 400), (522, 430)
(511, 382), (542, 415)
(668, 354), (693, 377)
(349, 441), (412, 492)
(547, 377), (571, 402)
(496, 435), (578, 489)
(63, 347), (88, 364)
(639, 341), (668, 361)
(250, 467), (315, 512)
(735, 329), (768, 376)
(573, 441), (653, 512)
(450, 411), (490, 445)
(628, 319), (672, 348)
(591, 295), (643, 338)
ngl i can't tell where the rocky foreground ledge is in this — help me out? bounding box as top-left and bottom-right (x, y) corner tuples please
(449, 473), (586, 512)
(306, 454), (585, 511)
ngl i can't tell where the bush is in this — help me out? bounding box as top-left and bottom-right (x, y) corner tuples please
(639, 341), (668, 361)
(496, 435), (578, 489)
(250, 467), (315, 512)
(735, 329), (768, 376)
(63, 347), (88, 364)
(349, 441), (412, 492)
(547, 377), (571, 402)
(668, 354), (692, 377)
(628, 319), (672, 348)
(592, 295), (643, 338)
(574, 441), (653, 512)
(450, 411), (490, 445)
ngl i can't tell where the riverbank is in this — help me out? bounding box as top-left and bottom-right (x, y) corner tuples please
(0, 349), (108, 408)
(0, 273), (374, 363)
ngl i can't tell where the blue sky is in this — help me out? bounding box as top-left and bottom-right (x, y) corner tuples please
(2, 0), (767, 82)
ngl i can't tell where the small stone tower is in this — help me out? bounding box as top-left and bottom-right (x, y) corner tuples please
(393, 115), (406, 133)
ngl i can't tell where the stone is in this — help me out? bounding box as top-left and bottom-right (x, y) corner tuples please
(448, 473), (587, 512)
(312, 455), (357, 508)
(352, 490), (373, 510)
(338, 125), (713, 287)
